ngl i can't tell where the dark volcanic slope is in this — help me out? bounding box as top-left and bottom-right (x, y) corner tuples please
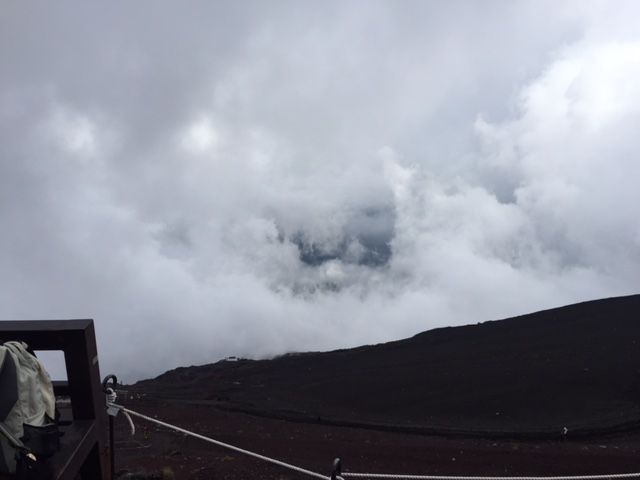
(136, 295), (640, 436)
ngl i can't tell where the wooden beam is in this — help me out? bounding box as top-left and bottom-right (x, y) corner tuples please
(0, 320), (106, 480)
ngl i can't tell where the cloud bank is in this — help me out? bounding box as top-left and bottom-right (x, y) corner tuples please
(1, 1), (639, 381)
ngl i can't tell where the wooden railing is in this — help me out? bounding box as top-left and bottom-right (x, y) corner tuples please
(0, 319), (106, 480)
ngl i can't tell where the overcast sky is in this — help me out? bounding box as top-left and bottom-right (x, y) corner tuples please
(2, 1), (639, 382)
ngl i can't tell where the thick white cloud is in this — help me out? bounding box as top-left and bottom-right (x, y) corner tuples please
(475, 38), (640, 282)
(1, 1), (639, 382)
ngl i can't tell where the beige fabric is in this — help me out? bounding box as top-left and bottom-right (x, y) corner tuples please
(0, 341), (57, 473)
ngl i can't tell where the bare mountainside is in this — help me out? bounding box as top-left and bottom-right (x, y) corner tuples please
(133, 294), (640, 439)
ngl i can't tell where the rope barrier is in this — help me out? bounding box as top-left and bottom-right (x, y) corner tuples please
(340, 474), (640, 480)
(104, 389), (640, 480)
(105, 387), (135, 435)
(107, 402), (331, 480)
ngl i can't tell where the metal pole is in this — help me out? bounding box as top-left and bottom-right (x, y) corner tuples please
(102, 374), (118, 480)
(331, 458), (342, 480)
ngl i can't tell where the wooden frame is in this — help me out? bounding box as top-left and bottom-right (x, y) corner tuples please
(0, 320), (106, 480)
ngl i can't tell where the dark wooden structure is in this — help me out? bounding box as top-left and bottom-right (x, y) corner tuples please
(0, 319), (106, 480)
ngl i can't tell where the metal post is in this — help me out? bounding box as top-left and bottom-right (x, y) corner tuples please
(331, 458), (342, 480)
(102, 374), (118, 480)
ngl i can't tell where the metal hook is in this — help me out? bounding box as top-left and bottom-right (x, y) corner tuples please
(102, 374), (118, 393)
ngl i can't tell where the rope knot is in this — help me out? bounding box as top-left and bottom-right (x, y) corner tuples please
(106, 387), (117, 405)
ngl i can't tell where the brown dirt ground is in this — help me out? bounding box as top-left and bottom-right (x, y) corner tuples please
(111, 403), (640, 480)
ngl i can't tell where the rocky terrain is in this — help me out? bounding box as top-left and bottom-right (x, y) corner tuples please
(113, 294), (640, 479)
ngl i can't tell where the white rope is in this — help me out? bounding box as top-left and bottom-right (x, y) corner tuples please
(341, 473), (640, 480)
(106, 389), (135, 435)
(107, 402), (330, 480)
(105, 401), (640, 480)
(105, 388), (117, 404)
